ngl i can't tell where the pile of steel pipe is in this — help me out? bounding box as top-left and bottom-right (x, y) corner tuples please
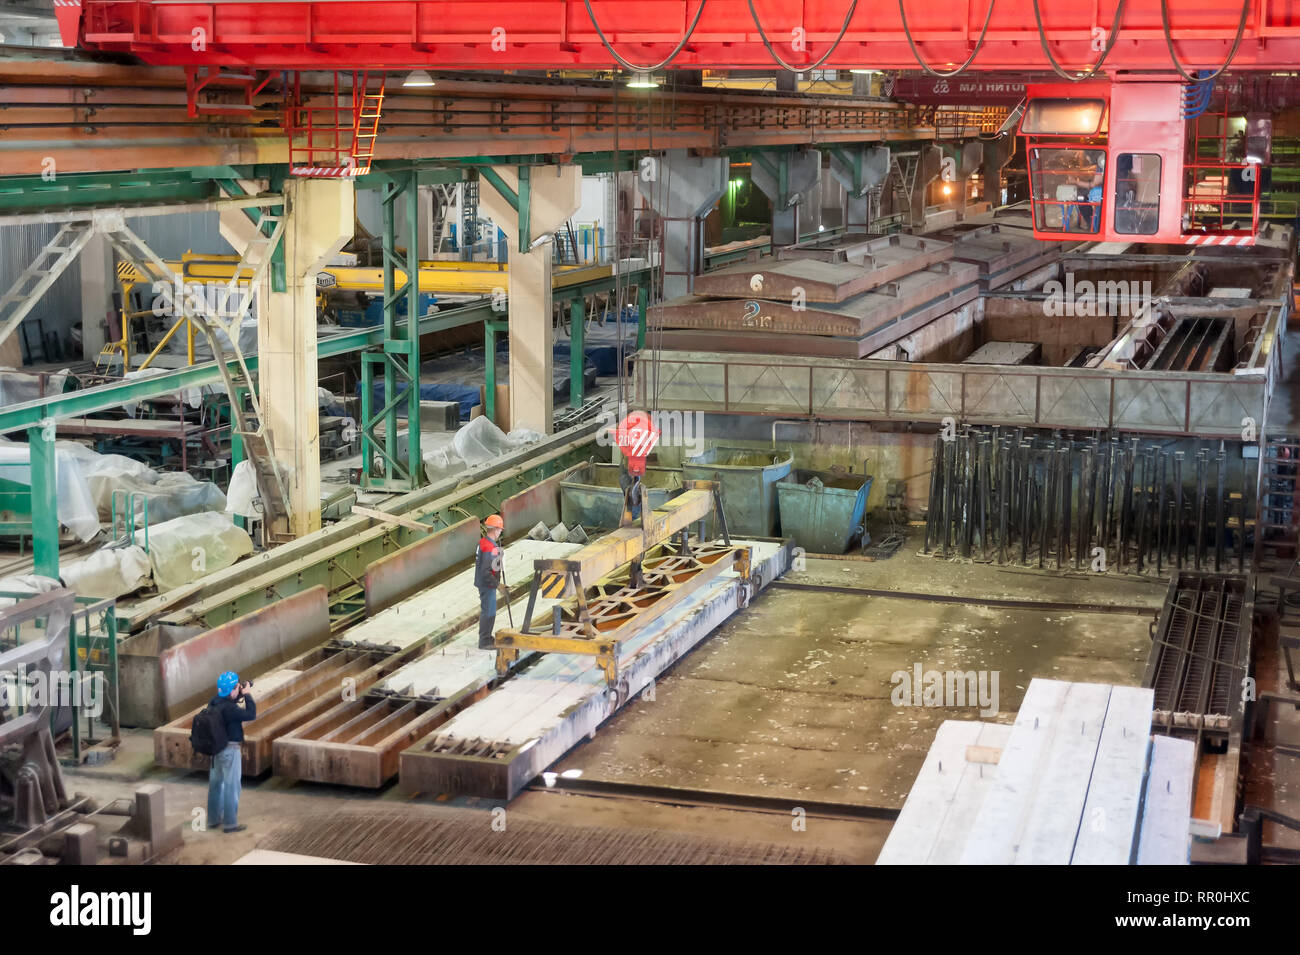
(923, 428), (1251, 574)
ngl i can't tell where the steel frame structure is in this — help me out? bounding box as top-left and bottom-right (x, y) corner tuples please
(494, 537), (751, 686)
(360, 168), (423, 491)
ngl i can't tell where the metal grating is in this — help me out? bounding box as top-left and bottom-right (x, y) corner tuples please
(1144, 571), (1252, 736)
(258, 806), (845, 865)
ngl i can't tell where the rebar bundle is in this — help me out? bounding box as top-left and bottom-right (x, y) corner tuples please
(923, 427), (1249, 574)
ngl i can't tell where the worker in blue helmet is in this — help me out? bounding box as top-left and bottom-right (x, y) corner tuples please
(206, 670), (256, 834)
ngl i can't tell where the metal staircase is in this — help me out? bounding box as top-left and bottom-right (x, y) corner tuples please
(285, 71), (385, 178)
(0, 223), (96, 347)
(101, 217), (293, 537)
(1256, 434), (1300, 570)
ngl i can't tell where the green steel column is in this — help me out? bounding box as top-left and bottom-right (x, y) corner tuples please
(28, 423), (58, 578)
(637, 284), (648, 350)
(570, 297), (585, 408)
(367, 169), (424, 490)
(401, 170), (422, 482)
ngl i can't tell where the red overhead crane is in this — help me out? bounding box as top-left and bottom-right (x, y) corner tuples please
(53, 1), (1294, 243)
(54, 0), (1300, 72)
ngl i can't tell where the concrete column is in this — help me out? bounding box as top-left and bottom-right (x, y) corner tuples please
(949, 142), (984, 219)
(78, 232), (113, 363)
(479, 164), (581, 435)
(829, 146), (890, 232)
(981, 136), (1014, 207)
(261, 179), (354, 537)
(911, 145), (943, 229)
(636, 151), (727, 300)
(417, 185), (435, 259)
(751, 149), (822, 247)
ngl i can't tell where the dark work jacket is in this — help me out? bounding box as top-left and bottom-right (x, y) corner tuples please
(475, 537), (502, 591)
(209, 692), (257, 743)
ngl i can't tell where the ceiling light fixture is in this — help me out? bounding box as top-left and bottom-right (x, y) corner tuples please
(403, 69), (435, 88)
(626, 72), (660, 89)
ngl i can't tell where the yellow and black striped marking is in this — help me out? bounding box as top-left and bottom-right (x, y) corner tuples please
(540, 573), (567, 598)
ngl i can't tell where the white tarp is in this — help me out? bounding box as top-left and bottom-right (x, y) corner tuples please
(0, 368), (70, 408)
(56, 441), (226, 524)
(59, 545), (153, 599)
(0, 444), (100, 542)
(135, 511), (253, 592)
(225, 460), (259, 518)
(423, 416), (543, 481)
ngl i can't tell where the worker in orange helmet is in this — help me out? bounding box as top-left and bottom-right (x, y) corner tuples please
(475, 514), (506, 649)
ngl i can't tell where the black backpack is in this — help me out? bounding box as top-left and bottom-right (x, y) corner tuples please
(190, 701), (228, 757)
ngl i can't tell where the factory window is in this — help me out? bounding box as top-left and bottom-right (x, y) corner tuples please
(1028, 147), (1105, 234)
(1020, 98), (1105, 135)
(1113, 153), (1161, 235)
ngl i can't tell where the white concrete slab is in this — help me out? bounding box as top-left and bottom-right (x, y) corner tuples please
(1135, 735), (1195, 865)
(339, 539), (580, 651)
(426, 541), (784, 751)
(231, 849), (364, 865)
(876, 719), (1013, 865)
(1072, 685), (1155, 865)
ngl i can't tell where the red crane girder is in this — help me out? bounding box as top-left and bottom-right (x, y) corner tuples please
(56, 0), (1300, 73)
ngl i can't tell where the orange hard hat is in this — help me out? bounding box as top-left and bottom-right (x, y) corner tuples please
(483, 514), (504, 530)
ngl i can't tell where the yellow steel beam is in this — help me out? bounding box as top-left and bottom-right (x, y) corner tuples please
(122, 254), (609, 295)
(533, 482), (718, 594)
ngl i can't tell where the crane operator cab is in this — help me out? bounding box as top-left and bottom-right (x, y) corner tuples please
(1020, 76), (1262, 247)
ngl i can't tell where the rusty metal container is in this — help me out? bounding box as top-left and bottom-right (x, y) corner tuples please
(560, 463), (683, 529)
(777, 468), (873, 554)
(683, 446), (793, 537)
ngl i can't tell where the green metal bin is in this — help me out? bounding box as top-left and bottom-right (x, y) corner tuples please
(683, 446), (793, 538)
(776, 468), (873, 554)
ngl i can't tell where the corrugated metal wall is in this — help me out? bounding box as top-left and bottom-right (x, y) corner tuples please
(0, 211), (234, 365)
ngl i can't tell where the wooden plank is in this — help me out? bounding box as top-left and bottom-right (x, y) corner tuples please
(1135, 735), (1196, 865)
(1071, 685), (1155, 865)
(351, 504), (440, 535)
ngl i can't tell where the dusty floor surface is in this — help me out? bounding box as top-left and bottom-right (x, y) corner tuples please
(65, 547), (1162, 865)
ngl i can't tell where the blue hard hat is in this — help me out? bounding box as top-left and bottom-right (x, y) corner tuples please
(217, 671), (240, 695)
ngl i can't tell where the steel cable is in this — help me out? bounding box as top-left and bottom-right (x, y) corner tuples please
(1160, 0), (1251, 83)
(896, 0), (996, 78)
(582, 0), (708, 73)
(1031, 0), (1129, 81)
(747, 0), (861, 73)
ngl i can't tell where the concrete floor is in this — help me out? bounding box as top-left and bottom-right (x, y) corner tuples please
(65, 546), (1162, 865)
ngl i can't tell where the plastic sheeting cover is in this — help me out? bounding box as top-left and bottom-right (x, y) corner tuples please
(58, 441), (226, 524)
(60, 545), (152, 599)
(422, 416), (543, 481)
(136, 511), (253, 593)
(0, 367), (69, 407)
(225, 459), (259, 518)
(0, 443), (100, 542)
